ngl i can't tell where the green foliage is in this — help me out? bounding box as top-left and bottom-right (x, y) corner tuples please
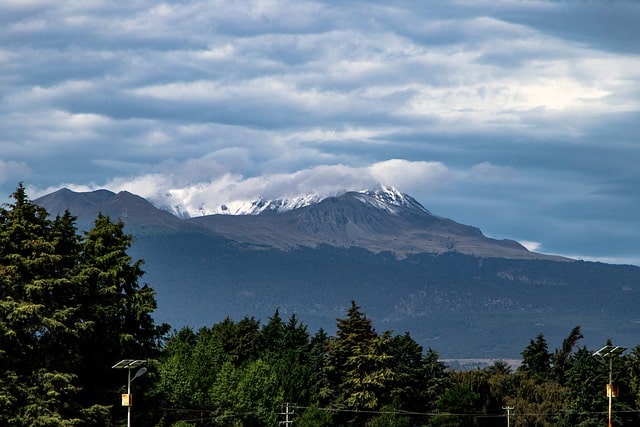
(0, 184), (167, 425)
(433, 383), (481, 426)
(294, 404), (334, 427)
(368, 408), (414, 427)
(519, 333), (551, 381)
(154, 301), (455, 426)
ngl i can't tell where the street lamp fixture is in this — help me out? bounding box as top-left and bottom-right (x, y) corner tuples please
(112, 359), (148, 427)
(593, 345), (626, 427)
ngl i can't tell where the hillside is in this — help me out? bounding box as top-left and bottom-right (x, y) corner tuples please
(35, 187), (640, 358)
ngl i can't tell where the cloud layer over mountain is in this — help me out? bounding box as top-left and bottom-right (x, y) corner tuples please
(1, 1), (639, 265)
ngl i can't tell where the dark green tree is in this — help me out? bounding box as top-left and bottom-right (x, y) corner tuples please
(431, 383), (481, 427)
(75, 213), (169, 420)
(322, 301), (377, 413)
(258, 309), (285, 355)
(0, 185), (168, 425)
(0, 184), (86, 425)
(519, 333), (551, 382)
(422, 347), (451, 411)
(295, 404), (333, 427)
(552, 325), (583, 383)
(559, 346), (606, 426)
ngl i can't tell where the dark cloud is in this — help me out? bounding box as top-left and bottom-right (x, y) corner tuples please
(1, 0), (639, 265)
(496, 2), (640, 55)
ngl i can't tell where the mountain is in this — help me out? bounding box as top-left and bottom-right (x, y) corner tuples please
(38, 186), (559, 260)
(34, 187), (640, 358)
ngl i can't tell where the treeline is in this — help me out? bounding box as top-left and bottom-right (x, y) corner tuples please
(3, 185), (640, 426)
(154, 311), (640, 427)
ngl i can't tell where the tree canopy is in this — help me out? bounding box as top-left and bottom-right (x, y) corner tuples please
(0, 184), (169, 426)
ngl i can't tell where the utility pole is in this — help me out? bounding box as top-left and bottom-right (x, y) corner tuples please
(502, 406), (514, 427)
(112, 360), (147, 427)
(279, 403), (294, 426)
(593, 345), (627, 427)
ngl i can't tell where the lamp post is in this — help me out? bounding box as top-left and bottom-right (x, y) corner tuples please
(112, 359), (147, 427)
(593, 345), (626, 427)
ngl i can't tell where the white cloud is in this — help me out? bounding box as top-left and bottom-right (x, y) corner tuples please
(0, 159), (31, 185)
(160, 160), (451, 216)
(39, 159), (453, 217)
(2, 0), (640, 265)
(518, 240), (541, 252)
(467, 162), (516, 182)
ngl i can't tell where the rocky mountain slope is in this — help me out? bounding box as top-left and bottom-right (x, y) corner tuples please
(36, 186), (564, 260)
(34, 187), (640, 358)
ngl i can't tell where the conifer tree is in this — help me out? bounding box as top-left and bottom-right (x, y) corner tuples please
(519, 333), (551, 381)
(0, 185), (168, 425)
(323, 300), (377, 408)
(0, 184), (85, 425)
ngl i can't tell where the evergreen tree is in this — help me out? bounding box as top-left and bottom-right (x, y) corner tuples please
(0, 184), (86, 425)
(387, 332), (435, 411)
(75, 213), (169, 418)
(519, 333), (551, 381)
(323, 300), (377, 409)
(258, 309), (285, 355)
(343, 331), (394, 410)
(558, 346), (604, 425)
(422, 347), (451, 411)
(0, 185), (168, 425)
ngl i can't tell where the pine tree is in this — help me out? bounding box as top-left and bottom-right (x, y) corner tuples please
(74, 213), (169, 415)
(0, 184), (85, 425)
(323, 301), (377, 408)
(519, 333), (551, 382)
(0, 185), (168, 425)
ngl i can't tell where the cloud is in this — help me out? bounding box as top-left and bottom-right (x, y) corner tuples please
(69, 159), (452, 217)
(0, 159), (31, 185)
(517, 240), (541, 252)
(2, 0), (639, 265)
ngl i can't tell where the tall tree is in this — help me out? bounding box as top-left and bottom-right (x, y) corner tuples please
(552, 325), (583, 383)
(0, 186), (168, 425)
(519, 333), (551, 382)
(0, 184), (86, 425)
(75, 213), (169, 416)
(323, 301), (377, 408)
(343, 331), (395, 410)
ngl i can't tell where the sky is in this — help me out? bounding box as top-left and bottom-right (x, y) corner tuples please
(1, 0), (639, 266)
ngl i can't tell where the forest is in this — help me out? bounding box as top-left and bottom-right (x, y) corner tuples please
(2, 184), (640, 427)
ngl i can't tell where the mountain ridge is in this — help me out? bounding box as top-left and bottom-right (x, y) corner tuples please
(33, 187), (640, 358)
(35, 186), (564, 260)
(165, 185), (422, 217)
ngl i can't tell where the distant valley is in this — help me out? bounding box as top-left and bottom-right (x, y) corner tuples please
(35, 187), (640, 358)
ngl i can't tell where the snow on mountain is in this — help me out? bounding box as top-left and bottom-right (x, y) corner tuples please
(164, 185), (428, 218)
(217, 192), (326, 215)
(353, 185), (431, 215)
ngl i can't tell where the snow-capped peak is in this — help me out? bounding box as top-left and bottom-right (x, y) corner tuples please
(162, 185), (429, 217)
(216, 193), (325, 215)
(353, 185), (431, 214)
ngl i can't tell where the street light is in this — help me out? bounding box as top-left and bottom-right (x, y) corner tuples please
(593, 345), (626, 427)
(112, 359), (148, 427)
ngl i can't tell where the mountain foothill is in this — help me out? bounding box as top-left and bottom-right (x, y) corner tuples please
(35, 185), (640, 358)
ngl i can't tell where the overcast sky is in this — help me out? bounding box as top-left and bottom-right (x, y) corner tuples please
(1, 0), (639, 265)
